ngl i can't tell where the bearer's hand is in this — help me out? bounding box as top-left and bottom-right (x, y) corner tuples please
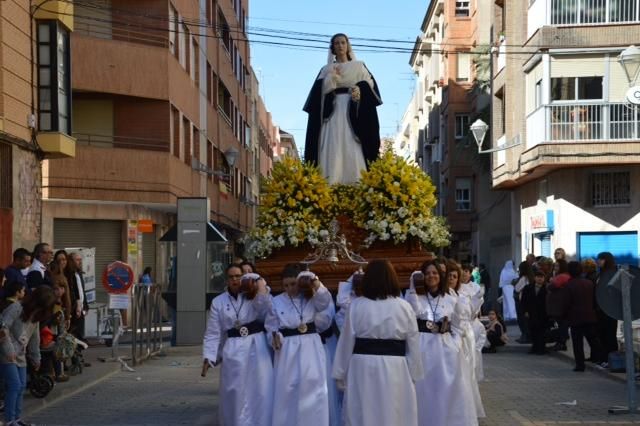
(351, 86), (361, 102)
(336, 379), (346, 391)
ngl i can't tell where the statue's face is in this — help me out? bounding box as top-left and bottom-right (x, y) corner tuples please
(332, 36), (348, 57)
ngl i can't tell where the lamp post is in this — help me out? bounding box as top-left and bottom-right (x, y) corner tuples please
(470, 118), (522, 154)
(618, 45), (640, 105)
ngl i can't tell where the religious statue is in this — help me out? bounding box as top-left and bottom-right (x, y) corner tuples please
(303, 33), (382, 185)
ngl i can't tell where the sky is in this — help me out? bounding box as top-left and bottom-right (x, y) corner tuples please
(248, 1), (430, 157)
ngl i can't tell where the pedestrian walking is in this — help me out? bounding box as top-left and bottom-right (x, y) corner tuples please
(514, 261), (533, 344)
(547, 259), (570, 351)
(521, 270), (549, 355)
(498, 261), (518, 322)
(460, 263), (486, 381)
(406, 260), (478, 426)
(333, 259), (423, 426)
(596, 252), (619, 368)
(315, 297), (341, 426)
(448, 262), (485, 419)
(565, 261), (603, 372)
(266, 266), (332, 426)
(202, 265), (274, 426)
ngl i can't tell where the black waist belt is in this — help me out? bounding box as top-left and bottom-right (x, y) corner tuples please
(319, 327), (334, 344)
(280, 322), (317, 337)
(417, 319), (450, 334)
(353, 338), (406, 356)
(334, 87), (350, 94)
(227, 320), (265, 338)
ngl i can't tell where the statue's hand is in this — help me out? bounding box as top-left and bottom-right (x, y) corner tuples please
(351, 86), (361, 102)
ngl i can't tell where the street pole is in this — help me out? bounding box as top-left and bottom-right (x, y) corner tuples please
(609, 266), (638, 415)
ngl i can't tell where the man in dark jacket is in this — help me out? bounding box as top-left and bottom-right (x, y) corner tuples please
(522, 270), (549, 354)
(565, 261), (603, 372)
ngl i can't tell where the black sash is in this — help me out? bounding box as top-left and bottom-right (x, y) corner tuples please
(353, 338), (406, 356)
(227, 320), (265, 338)
(319, 326), (334, 344)
(334, 87), (350, 95)
(417, 319), (450, 334)
(280, 322), (317, 337)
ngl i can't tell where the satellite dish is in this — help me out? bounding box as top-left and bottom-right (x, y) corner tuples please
(596, 266), (640, 321)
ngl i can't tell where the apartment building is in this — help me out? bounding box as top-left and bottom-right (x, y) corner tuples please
(0, 1), (76, 264)
(492, 0), (640, 264)
(398, 0), (511, 277)
(38, 0), (275, 302)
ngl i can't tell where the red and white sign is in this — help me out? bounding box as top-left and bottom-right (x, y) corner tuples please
(530, 213), (547, 229)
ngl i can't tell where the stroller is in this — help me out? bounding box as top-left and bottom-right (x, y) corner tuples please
(28, 348), (55, 399)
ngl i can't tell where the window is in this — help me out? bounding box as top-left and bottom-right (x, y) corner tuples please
(192, 39), (199, 85)
(535, 80), (543, 109)
(455, 114), (470, 139)
(169, 5), (177, 57)
(217, 9), (231, 52)
(171, 105), (180, 158)
(551, 77), (603, 101)
(456, 52), (470, 82)
(217, 81), (232, 120)
(206, 62), (212, 102)
(455, 1), (470, 17)
(37, 21), (71, 134)
(455, 178), (472, 211)
(182, 117), (191, 165)
(591, 172), (630, 207)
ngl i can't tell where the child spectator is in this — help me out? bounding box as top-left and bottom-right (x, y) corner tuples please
(483, 310), (507, 353)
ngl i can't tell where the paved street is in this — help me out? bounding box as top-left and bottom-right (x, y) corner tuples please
(21, 343), (640, 426)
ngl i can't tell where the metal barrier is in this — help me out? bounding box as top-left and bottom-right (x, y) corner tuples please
(130, 283), (166, 366)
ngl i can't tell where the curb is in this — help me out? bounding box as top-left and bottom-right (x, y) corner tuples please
(548, 348), (640, 387)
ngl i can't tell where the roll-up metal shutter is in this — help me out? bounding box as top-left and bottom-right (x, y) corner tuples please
(578, 231), (639, 267)
(142, 228), (156, 282)
(550, 55), (605, 78)
(53, 219), (123, 303)
(540, 233), (552, 258)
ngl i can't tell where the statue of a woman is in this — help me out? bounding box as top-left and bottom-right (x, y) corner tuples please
(303, 33), (382, 184)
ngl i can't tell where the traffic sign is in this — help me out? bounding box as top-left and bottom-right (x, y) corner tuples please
(102, 261), (134, 294)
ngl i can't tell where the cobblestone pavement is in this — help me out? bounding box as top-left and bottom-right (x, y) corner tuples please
(480, 343), (640, 425)
(26, 346), (220, 426)
(22, 343), (640, 425)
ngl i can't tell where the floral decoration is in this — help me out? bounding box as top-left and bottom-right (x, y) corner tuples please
(354, 150), (450, 248)
(243, 156), (333, 258)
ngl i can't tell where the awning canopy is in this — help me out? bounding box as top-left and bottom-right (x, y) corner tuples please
(159, 222), (228, 242)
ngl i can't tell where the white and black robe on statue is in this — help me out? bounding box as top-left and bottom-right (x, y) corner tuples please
(303, 60), (382, 184)
(265, 285), (332, 426)
(333, 297), (423, 426)
(202, 290), (274, 426)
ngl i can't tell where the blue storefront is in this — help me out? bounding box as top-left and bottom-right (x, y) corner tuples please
(577, 231), (639, 267)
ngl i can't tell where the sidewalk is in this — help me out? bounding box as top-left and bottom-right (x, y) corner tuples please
(23, 342), (169, 416)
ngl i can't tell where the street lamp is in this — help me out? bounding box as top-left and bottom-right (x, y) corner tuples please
(618, 45), (640, 105)
(192, 147), (240, 177)
(470, 118), (522, 154)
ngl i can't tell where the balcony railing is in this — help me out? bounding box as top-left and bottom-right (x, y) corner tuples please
(527, 103), (640, 145)
(529, 0), (640, 38)
(74, 133), (170, 151)
(550, 0), (640, 25)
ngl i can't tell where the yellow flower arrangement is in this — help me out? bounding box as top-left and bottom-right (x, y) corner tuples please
(354, 150), (450, 248)
(244, 156), (333, 258)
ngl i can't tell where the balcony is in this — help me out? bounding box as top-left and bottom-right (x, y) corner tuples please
(528, 102), (640, 147)
(493, 101), (640, 188)
(529, 0), (640, 38)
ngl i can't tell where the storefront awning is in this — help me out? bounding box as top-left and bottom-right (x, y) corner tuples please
(159, 222), (227, 242)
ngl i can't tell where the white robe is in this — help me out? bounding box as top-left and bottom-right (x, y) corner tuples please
(460, 282), (487, 382)
(315, 300), (342, 426)
(317, 60), (373, 184)
(499, 261), (519, 321)
(404, 290), (478, 426)
(265, 286), (332, 426)
(453, 290), (486, 419)
(335, 280), (356, 332)
(333, 297), (423, 426)
(202, 291), (274, 426)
